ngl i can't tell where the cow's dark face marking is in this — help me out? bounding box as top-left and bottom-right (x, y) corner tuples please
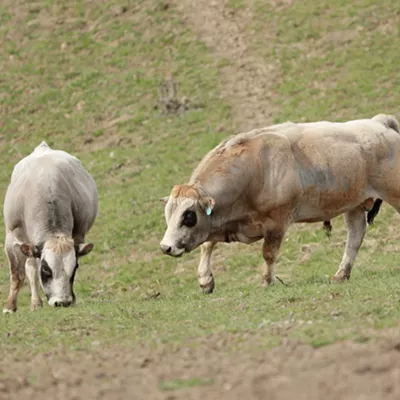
(70, 261), (79, 285)
(40, 259), (53, 285)
(182, 210), (197, 228)
(69, 261), (79, 303)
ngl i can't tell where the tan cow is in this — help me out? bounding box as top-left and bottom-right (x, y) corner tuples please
(160, 114), (399, 293)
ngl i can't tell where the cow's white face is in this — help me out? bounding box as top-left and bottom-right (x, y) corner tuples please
(21, 242), (93, 307)
(39, 247), (78, 307)
(160, 187), (215, 256)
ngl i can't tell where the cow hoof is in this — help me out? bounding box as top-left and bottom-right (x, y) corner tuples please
(31, 300), (43, 311)
(3, 308), (16, 314)
(332, 274), (350, 283)
(262, 276), (275, 287)
(199, 276), (215, 294)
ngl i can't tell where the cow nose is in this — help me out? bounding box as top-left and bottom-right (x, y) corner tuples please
(54, 300), (72, 308)
(160, 243), (172, 254)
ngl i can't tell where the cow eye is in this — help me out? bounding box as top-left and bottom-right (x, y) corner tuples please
(182, 210), (197, 228)
(40, 260), (53, 283)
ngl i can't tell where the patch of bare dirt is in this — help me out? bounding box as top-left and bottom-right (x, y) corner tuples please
(1, 331), (400, 400)
(174, 0), (281, 132)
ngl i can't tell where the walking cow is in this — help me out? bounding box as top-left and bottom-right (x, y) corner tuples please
(160, 114), (399, 293)
(3, 141), (98, 312)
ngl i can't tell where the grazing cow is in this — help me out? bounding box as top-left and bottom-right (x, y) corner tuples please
(160, 114), (399, 293)
(3, 142), (98, 312)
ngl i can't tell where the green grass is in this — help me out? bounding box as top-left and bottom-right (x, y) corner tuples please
(229, 0), (400, 123)
(0, 0), (400, 359)
(2, 239), (400, 354)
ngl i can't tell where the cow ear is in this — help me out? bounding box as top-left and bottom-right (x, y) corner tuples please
(20, 244), (42, 258)
(77, 243), (94, 257)
(160, 196), (169, 207)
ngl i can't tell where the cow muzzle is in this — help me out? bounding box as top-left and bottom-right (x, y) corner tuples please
(160, 242), (185, 257)
(48, 296), (74, 308)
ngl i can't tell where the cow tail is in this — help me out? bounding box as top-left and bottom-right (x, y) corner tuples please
(367, 199), (383, 225)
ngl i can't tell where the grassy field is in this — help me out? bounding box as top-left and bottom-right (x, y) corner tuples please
(0, 0), (400, 362)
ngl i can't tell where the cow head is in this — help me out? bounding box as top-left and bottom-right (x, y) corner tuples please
(20, 236), (93, 307)
(160, 185), (215, 256)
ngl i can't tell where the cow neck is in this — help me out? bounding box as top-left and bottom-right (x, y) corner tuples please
(193, 182), (243, 232)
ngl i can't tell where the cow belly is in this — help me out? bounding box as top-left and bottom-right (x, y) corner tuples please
(217, 221), (264, 244)
(225, 232), (263, 244)
(294, 190), (371, 223)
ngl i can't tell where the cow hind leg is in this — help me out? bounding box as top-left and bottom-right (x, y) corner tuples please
(332, 206), (366, 282)
(25, 258), (43, 311)
(3, 243), (26, 313)
(262, 229), (285, 286)
(197, 241), (216, 294)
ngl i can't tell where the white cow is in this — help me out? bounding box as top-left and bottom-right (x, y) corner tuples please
(3, 142), (98, 312)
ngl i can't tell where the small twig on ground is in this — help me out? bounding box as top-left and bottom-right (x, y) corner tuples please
(276, 276), (286, 285)
(145, 292), (161, 300)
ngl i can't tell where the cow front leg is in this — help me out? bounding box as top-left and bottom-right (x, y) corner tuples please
(333, 206), (366, 282)
(262, 229), (285, 286)
(25, 258), (43, 311)
(197, 241), (216, 294)
(3, 242), (26, 313)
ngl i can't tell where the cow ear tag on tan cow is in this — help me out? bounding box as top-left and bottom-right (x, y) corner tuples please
(206, 207), (212, 216)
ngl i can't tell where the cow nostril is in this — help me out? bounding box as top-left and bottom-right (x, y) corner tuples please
(53, 300), (72, 308)
(161, 244), (173, 254)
